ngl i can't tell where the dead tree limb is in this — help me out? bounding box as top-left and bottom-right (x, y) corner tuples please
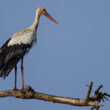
(0, 82), (109, 110)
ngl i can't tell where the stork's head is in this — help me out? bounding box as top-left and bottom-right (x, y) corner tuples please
(36, 7), (58, 24)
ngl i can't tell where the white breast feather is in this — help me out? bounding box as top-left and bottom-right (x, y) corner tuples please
(8, 30), (34, 46)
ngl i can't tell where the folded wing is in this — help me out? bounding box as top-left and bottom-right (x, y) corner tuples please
(0, 39), (31, 78)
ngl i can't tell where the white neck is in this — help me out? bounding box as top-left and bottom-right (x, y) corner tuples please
(29, 10), (41, 31)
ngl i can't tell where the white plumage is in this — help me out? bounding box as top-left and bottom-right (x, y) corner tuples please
(8, 29), (34, 46)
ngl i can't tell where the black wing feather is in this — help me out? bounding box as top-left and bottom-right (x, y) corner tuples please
(0, 38), (11, 51)
(0, 38), (11, 70)
(0, 42), (31, 79)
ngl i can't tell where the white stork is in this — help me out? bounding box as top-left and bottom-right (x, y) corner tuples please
(0, 7), (58, 90)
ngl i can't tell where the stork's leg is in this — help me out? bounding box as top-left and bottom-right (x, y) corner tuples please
(21, 57), (24, 90)
(14, 65), (17, 90)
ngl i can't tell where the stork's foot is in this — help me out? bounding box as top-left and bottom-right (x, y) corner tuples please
(21, 86), (35, 93)
(21, 87), (24, 90)
(13, 87), (18, 91)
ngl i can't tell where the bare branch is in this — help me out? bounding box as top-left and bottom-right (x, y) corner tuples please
(0, 82), (109, 110)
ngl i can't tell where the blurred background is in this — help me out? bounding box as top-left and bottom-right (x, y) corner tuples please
(0, 0), (110, 110)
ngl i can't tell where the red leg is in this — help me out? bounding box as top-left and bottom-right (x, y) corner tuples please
(21, 57), (24, 90)
(14, 65), (17, 90)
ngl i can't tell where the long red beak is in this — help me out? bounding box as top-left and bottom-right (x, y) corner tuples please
(44, 12), (58, 24)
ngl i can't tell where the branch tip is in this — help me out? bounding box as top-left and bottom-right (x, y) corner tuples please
(85, 82), (93, 100)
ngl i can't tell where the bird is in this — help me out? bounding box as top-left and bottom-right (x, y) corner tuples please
(0, 7), (58, 90)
